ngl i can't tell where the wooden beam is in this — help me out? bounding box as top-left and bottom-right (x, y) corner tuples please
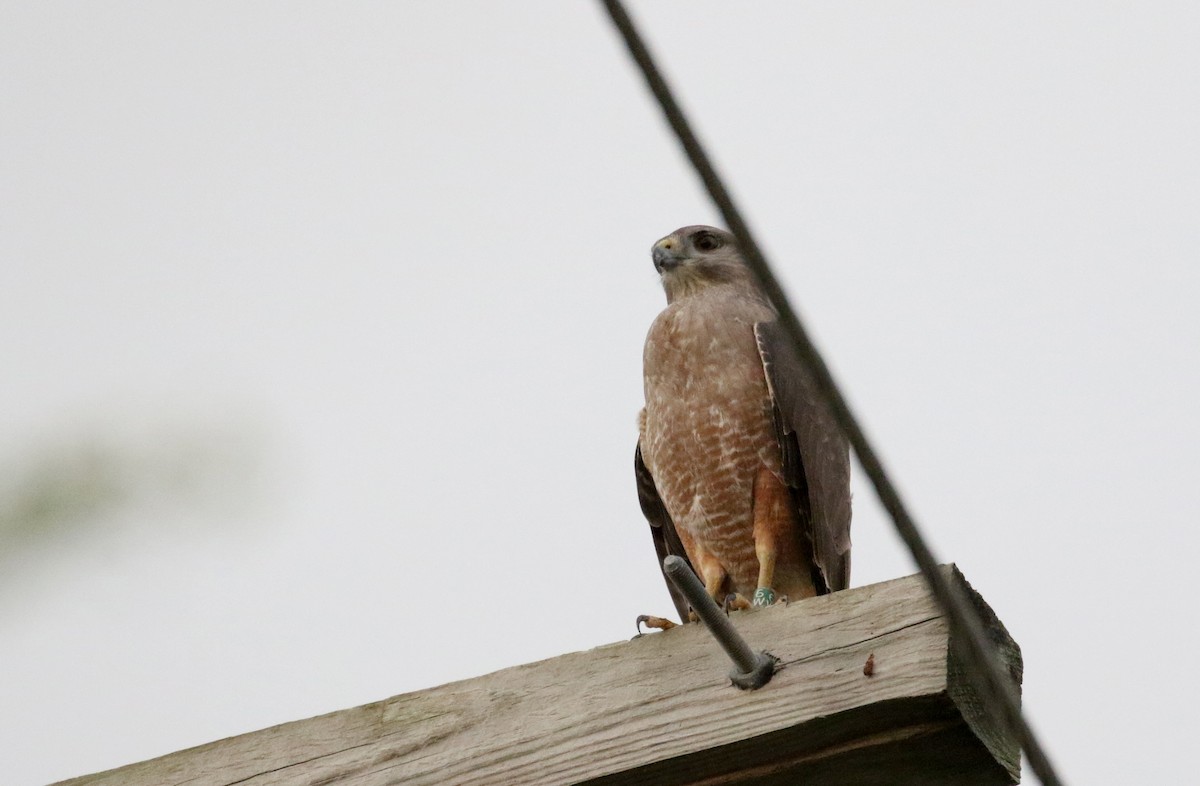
(55, 565), (1022, 786)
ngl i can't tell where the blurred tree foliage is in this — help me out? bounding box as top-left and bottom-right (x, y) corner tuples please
(0, 420), (265, 569)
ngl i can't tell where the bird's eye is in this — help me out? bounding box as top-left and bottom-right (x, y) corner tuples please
(693, 232), (722, 252)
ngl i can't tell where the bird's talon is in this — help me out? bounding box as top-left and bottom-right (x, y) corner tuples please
(722, 593), (752, 613)
(635, 614), (677, 635)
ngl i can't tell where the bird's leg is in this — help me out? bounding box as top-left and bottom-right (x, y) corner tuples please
(694, 553), (751, 611)
(751, 466), (791, 606)
(702, 566), (727, 600)
(753, 540), (778, 607)
(695, 551), (746, 610)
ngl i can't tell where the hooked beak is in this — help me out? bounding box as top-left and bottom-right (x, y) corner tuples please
(652, 236), (684, 273)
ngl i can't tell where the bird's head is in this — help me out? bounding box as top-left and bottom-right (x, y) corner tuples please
(651, 225), (758, 303)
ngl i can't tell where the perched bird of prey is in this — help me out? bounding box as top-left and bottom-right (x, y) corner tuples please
(636, 225), (851, 625)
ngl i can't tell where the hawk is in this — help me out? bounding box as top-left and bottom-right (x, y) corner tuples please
(636, 225), (851, 625)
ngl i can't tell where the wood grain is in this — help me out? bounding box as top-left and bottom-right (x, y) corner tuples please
(55, 565), (1021, 786)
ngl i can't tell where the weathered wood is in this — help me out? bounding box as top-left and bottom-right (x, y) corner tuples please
(55, 565), (1021, 786)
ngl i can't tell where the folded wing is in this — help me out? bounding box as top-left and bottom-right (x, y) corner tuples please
(755, 320), (852, 592)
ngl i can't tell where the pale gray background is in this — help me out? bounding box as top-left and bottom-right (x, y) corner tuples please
(2, 3), (1197, 784)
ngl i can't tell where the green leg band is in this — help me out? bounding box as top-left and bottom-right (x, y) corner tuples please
(752, 587), (776, 606)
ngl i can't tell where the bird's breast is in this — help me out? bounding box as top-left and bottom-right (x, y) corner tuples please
(640, 295), (780, 539)
(642, 298), (768, 402)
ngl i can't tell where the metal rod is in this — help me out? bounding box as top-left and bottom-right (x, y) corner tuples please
(663, 556), (776, 689)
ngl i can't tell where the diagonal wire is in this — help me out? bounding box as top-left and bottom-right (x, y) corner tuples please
(598, 2), (1065, 785)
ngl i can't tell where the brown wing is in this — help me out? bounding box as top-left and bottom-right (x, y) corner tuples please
(755, 321), (852, 592)
(635, 442), (694, 621)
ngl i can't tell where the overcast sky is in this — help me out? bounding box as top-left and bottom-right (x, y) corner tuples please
(2, 3), (1198, 784)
